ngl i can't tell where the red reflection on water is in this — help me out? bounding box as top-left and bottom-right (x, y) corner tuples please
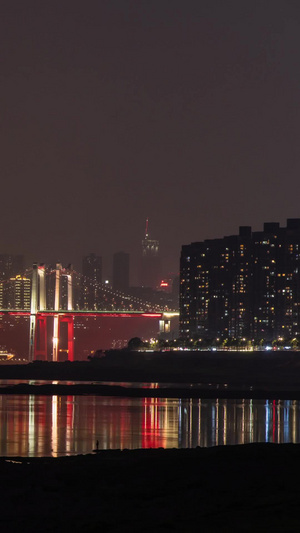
(67, 396), (74, 430)
(141, 398), (166, 449)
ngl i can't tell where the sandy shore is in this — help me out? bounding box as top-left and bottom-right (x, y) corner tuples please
(1, 443), (300, 532)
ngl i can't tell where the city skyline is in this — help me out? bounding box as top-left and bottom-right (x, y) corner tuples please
(0, 219), (168, 284)
(1, 2), (300, 276)
(2, 4), (300, 522)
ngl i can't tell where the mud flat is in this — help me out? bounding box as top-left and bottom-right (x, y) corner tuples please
(1, 443), (300, 532)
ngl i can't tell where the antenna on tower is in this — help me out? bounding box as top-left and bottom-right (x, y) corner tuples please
(145, 218), (149, 238)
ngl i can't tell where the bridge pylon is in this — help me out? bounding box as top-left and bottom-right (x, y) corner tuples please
(29, 262), (75, 362)
(29, 263), (38, 362)
(53, 263), (62, 362)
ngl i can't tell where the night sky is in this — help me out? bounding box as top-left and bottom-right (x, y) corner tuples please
(1, 1), (300, 281)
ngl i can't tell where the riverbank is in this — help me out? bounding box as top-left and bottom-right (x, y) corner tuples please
(1, 443), (300, 532)
(1, 351), (300, 399)
(3, 381), (300, 400)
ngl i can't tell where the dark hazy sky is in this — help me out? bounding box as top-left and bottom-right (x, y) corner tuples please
(1, 1), (300, 279)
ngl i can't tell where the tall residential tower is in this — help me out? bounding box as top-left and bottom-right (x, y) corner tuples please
(113, 252), (130, 291)
(180, 219), (300, 341)
(81, 253), (102, 310)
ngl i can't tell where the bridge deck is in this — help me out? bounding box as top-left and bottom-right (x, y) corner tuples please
(0, 309), (166, 317)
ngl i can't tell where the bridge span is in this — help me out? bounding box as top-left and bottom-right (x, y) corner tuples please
(0, 263), (178, 361)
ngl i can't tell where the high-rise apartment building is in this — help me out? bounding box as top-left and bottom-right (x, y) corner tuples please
(0, 255), (25, 308)
(180, 219), (300, 341)
(113, 252), (130, 291)
(140, 219), (161, 289)
(81, 253), (102, 310)
(7, 275), (31, 309)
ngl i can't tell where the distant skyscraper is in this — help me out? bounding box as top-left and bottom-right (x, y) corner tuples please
(0, 255), (25, 308)
(82, 253), (102, 309)
(7, 275), (31, 309)
(45, 265), (56, 310)
(60, 264), (73, 310)
(140, 219), (161, 289)
(113, 252), (130, 291)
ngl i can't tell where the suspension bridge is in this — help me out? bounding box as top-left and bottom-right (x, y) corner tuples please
(0, 263), (178, 361)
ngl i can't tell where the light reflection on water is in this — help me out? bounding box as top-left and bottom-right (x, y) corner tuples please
(0, 395), (300, 456)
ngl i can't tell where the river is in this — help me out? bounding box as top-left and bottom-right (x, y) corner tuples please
(0, 386), (299, 456)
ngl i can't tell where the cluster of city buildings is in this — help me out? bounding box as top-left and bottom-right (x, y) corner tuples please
(0, 221), (178, 312)
(78, 222), (178, 311)
(180, 219), (300, 342)
(0, 255), (30, 309)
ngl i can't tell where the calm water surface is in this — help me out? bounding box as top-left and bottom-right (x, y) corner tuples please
(0, 392), (299, 456)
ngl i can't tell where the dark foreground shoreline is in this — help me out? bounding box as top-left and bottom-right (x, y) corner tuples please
(2, 443), (300, 532)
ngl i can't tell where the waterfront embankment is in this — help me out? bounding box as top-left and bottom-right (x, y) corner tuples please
(1, 350), (300, 398)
